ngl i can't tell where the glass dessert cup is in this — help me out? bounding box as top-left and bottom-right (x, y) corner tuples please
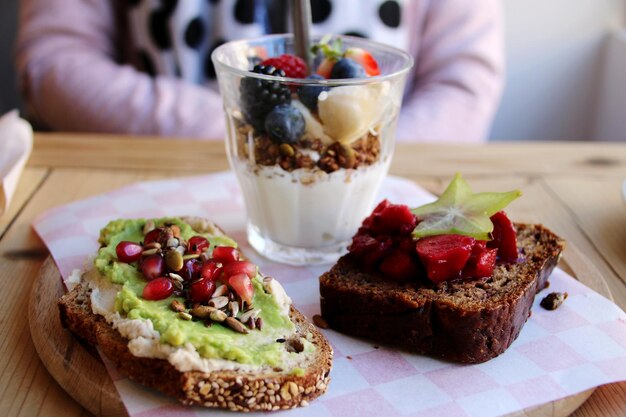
(212, 34), (413, 265)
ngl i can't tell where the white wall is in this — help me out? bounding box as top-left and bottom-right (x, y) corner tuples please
(490, 0), (624, 141)
(593, 30), (626, 141)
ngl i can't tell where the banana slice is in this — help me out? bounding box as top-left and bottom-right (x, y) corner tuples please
(317, 83), (389, 144)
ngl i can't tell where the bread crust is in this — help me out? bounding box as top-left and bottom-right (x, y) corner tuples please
(319, 223), (565, 364)
(59, 283), (332, 411)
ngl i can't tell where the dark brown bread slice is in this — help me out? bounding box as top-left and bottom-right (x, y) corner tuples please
(59, 282), (332, 412)
(319, 223), (565, 364)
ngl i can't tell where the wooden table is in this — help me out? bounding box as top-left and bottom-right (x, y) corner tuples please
(1, 132), (625, 416)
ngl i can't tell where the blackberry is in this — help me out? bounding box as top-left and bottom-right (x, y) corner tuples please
(239, 65), (291, 132)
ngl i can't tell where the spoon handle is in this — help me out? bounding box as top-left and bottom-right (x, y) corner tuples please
(291, 0), (312, 74)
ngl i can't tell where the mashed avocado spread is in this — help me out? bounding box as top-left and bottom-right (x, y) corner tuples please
(93, 218), (311, 368)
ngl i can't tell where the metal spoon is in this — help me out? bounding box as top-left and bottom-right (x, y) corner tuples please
(291, 0), (312, 74)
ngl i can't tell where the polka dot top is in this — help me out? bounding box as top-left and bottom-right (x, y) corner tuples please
(125, 0), (410, 85)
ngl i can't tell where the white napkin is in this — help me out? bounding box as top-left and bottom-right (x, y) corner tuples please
(0, 110), (33, 216)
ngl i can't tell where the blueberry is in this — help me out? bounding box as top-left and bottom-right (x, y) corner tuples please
(330, 58), (366, 79)
(264, 105), (305, 144)
(297, 74), (329, 112)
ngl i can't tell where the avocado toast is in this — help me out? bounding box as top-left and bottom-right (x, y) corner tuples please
(58, 216), (332, 411)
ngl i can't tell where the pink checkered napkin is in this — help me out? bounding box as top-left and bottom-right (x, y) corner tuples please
(33, 172), (626, 417)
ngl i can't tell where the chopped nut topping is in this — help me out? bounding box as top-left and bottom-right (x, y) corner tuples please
(540, 292), (568, 310)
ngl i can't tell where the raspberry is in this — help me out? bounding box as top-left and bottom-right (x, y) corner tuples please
(260, 54), (308, 78)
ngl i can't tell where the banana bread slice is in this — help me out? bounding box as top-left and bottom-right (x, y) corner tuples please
(319, 223), (565, 364)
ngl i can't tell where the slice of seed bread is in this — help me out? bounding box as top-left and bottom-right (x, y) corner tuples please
(319, 223), (565, 364)
(59, 282), (332, 411)
(57, 217), (333, 411)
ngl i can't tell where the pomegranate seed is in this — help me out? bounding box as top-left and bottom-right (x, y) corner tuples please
(144, 227), (164, 245)
(115, 241), (143, 263)
(212, 246), (240, 264)
(223, 260), (257, 279)
(190, 278), (216, 303)
(180, 258), (202, 281)
(200, 260), (223, 281)
(228, 273), (254, 303)
(187, 236), (209, 255)
(140, 254), (165, 280)
(142, 277), (174, 300)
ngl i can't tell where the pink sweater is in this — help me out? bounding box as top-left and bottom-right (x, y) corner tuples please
(15, 0), (503, 143)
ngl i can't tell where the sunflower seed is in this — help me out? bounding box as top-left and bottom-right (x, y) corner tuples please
(255, 317), (263, 330)
(262, 276), (273, 294)
(143, 220), (155, 235)
(170, 300), (185, 312)
(213, 284), (228, 297)
(239, 308), (260, 323)
(225, 317), (248, 334)
(208, 296), (229, 309)
(141, 248), (160, 256)
(178, 312), (192, 321)
(229, 301), (239, 317)
(169, 273), (184, 282)
(190, 305), (216, 319)
(210, 309), (228, 322)
(144, 241), (161, 250)
(183, 253), (200, 260)
(246, 317), (256, 330)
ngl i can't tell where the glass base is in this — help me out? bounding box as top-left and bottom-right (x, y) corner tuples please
(247, 223), (348, 266)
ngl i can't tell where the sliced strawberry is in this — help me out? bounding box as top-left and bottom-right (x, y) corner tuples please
(261, 54), (308, 78)
(488, 211), (518, 262)
(229, 273), (254, 303)
(461, 244), (497, 279)
(344, 47), (380, 76)
(416, 235), (475, 283)
(223, 260), (257, 279)
(379, 249), (419, 282)
(316, 58), (335, 79)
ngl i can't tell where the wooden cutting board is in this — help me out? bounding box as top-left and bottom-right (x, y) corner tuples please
(28, 245), (612, 417)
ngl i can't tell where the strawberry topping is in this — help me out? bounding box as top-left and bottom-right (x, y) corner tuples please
(344, 47), (380, 76)
(416, 235), (476, 283)
(488, 211), (518, 262)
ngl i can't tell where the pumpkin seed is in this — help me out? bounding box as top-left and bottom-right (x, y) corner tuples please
(165, 249), (183, 271)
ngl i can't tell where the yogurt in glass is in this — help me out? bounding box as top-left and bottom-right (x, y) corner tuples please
(213, 35), (413, 265)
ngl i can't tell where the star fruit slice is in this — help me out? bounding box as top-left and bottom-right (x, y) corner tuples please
(411, 174), (522, 241)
